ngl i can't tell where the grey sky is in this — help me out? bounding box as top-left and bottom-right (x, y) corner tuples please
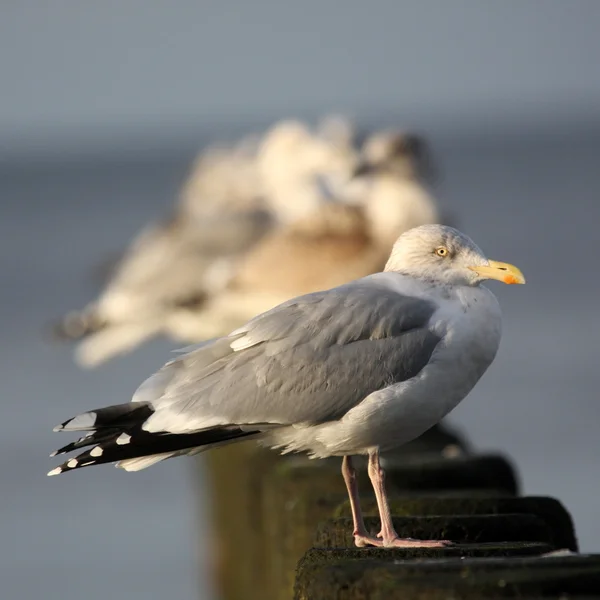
(2, 1), (600, 156)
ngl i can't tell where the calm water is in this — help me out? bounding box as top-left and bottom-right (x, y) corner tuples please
(1, 133), (600, 599)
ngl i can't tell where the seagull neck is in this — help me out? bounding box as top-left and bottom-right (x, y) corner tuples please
(383, 267), (473, 292)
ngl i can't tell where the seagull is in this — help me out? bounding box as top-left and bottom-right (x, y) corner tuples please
(50, 119), (357, 367)
(162, 201), (374, 341)
(50, 134), (271, 367)
(48, 224), (524, 548)
(164, 131), (444, 341)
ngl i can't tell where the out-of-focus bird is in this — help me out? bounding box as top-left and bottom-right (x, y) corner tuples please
(166, 132), (446, 340)
(51, 118), (358, 367)
(345, 130), (442, 245)
(255, 118), (357, 223)
(352, 129), (462, 230)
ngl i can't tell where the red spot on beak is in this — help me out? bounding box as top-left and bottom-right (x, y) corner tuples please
(504, 275), (520, 285)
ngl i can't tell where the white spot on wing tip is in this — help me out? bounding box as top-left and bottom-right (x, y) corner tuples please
(90, 446), (103, 457)
(49, 450), (58, 458)
(67, 459), (78, 468)
(47, 467), (62, 477)
(52, 425), (63, 432)
(116, 433), (131, 445)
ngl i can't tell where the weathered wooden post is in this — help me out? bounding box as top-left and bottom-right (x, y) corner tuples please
(200, 422), (471, 599)
(294, 552), (600, 599)
(333, 495), (577, 550)
(292, 460), (590, 599)
(202, 442), (279, 600)
(259, 451), (522, 600)
(200, 421), (591, 600)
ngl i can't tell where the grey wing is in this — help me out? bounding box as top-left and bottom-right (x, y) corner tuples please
(137, 276), (442, 434)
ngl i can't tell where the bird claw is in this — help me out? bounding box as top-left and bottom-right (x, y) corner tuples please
(354, 533), (384, 547)
(383, 537), (453, 548)
(353, 533), (453, 549)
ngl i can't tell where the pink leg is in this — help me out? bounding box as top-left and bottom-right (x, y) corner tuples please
(341, 456), (384, 547)
(367, 450), (453, 548)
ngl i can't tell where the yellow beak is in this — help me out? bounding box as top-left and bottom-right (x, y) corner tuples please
(469, 260), (526, 285)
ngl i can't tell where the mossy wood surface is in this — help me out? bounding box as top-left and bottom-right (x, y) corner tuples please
(295, 553), (600, 599)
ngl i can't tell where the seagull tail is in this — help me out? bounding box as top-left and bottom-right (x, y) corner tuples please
(48, 402), (258, 476)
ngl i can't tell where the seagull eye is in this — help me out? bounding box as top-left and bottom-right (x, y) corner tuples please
(435, 247), (449, 257)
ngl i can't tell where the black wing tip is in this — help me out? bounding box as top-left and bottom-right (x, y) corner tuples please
(47, 454), (105, 476)
(49, 431), (103, 457)
(47, 458), (86, 476)
(48, 427), (258, 476)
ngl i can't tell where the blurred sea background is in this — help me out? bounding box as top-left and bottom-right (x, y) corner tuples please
(2, 2), (600, 599)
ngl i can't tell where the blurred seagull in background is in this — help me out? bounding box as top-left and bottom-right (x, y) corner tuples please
(49, 120), (453, 367)
(165, 131), (448, 340)
(50, 117), (358, 367)
(346, 130), (442, 245)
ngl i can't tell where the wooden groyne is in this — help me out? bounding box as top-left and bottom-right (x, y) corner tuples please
(200, 423), (597, 599)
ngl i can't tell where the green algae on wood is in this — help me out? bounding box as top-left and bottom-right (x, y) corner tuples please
(298, 541), (555, 566)
(294, 553), (600, 600)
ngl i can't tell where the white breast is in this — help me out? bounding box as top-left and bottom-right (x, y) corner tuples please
(428, 284), (502, 401)
(308, 280), (503, 456)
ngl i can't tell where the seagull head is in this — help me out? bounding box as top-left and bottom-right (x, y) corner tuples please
(385, 224), (526, 287)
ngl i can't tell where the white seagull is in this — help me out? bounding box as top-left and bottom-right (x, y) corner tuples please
(48, 224), (525, 549)
(50, 119), (358, 367)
